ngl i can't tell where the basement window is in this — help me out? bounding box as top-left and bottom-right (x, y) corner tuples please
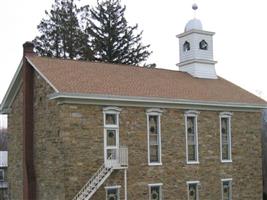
(148, 183), (163, 200)
(221, 179), (232, 200)
(0, 169), (4, 182)
(187, 181), (200, 200)
(105, 186), (121, 200)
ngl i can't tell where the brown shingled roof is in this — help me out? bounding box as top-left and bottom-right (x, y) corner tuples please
(27, 56), (266, 105)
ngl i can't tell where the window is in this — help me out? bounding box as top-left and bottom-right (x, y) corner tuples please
(103, 107), (121, 165)
(187, 181), (200, 200)
(221, 179), (232, 200)
(147, 109), (163, 165)
(148, 183), (163, 200)
(0, 169), (4, 181)
(199, 40), (208, 50)
(220, 112), (232, 162)
(104, 107), (121, 127)
(183, 41), (191, 52)
(105, 186), (121, 200)
(185, 111), (199, 164)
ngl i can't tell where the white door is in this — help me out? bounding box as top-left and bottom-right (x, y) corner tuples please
(104, 129), (119, 167)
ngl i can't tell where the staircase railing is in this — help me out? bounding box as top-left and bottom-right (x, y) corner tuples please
(72, 146), (128, 200)
(73, 162), (112, 200)
(105, 146), (128, 169)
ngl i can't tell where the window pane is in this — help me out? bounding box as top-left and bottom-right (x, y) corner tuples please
(107, 149), (117, 160)
(187, 116), (197, 162)
(188, 145), (196, 161)
(0, 170), (3, 181)
(149, 116), (158, 135)
(222, 144), (229, 160)
(107, 130), (116, 146)
(222, 181), (231, 200)
(188, 184), (197, 200)
(221, 117), (230, 160)
(106, 114), (117, 125)
(150, 186), (161, 200)
(107, 188), (119, 200)
(150, 146), (159, 163)
(149, 115), (160, 163)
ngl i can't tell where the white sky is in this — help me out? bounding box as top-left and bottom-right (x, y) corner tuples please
(0, 0), (267, 103)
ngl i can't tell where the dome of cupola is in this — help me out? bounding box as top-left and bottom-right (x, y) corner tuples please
(184, 3), (203, 32)
(185, 18), (203, 32)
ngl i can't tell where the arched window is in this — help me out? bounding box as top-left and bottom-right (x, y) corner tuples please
(183, 41), (190, 52)
(199, 40), (208, 50)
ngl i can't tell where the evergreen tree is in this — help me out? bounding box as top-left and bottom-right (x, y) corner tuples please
(33, 0), (93, 60)
(87, 0), (152, 65)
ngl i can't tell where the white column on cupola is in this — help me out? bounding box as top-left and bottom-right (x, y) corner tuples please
(177, 4), (218, 79)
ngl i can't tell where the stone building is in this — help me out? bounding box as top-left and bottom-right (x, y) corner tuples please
(0, 151), (8, 199)
(1, 8), (267, 200)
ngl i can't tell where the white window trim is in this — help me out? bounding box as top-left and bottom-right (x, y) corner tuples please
(146, 109), (163, 166)
(105, 185), (121, 200)
(0, 169), (4, 182)
(219, 112), (233, 163)
(103, 107), (121, 165)
(185, 110), (200, 164)
(221, 178), (232, 200)
(148, 183), (163, 200)
(187, 181), (200, 200)
(103, 106), (121, 128)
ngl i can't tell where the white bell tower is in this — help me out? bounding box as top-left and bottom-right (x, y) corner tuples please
(177, 4), (217, 79)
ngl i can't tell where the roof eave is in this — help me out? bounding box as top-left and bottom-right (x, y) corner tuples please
(0, 56), (59, 114)
(48, 92), (267, 111)
(0, 60), (23, 114)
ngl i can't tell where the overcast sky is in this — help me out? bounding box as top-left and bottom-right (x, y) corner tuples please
(0, 0), (267, 105)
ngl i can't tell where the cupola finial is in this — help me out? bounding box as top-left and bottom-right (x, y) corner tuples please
(192, 3), (198, 18)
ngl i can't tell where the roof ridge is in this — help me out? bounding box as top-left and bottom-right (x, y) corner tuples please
(28, 55), (185, 74)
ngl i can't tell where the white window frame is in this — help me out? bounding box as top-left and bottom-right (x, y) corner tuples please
(148, 183), (163, 200)
(187, 181), (200, 200)
(185, 110), (200, 164)
(105, 185), (121, 200)
(0, 169), (4, 182)
(221, 178), (232, 200)
(103, 107), (122, 128)
(219, 112), (233, 163)
(103, 107), (121, 166)
(146, 108), (163, 166)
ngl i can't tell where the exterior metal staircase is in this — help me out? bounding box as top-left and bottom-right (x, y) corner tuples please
(73, 146), (128, 200)
(73, 163), (113, 200)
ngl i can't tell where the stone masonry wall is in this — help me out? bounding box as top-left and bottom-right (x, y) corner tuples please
(33, 72), (65, 200)
(8, 71), (263, 199)
(8, 86), (23, 200)
(62, 105), (263, 200)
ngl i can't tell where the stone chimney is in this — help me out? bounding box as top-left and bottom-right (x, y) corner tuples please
(23, 41), (35, 57)
(22, 41), (36, 200)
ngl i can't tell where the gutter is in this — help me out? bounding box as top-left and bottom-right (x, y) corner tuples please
(48, 92), (267, 110)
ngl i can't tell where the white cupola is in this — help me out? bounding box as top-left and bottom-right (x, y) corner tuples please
(177, 4), (217, 79)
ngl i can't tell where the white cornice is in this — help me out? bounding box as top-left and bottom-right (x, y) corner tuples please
(177, 59), (217, 67)
(48, 92), (267, 111)
(177, 29), (215, 38)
